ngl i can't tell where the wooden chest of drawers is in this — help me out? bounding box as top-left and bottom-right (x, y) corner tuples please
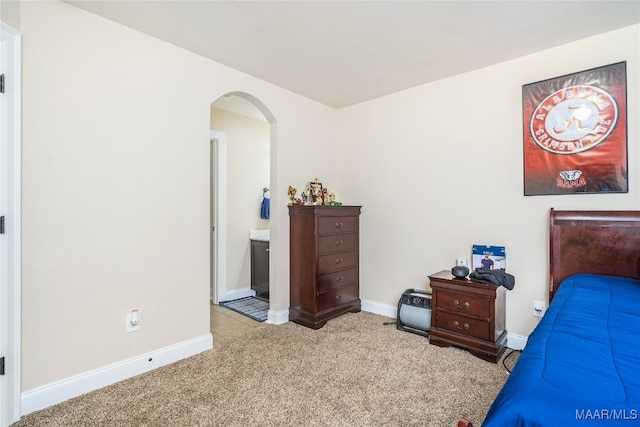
(428, 270), (507, 363)
(289, 205), (362, 329)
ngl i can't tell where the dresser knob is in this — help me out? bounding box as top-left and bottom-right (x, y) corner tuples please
(335, 295), (342, 300)
(454, 299), (470, 309)
(335, 258), (344, 264)
(335, 222), (344, 228)
(454, 320), (470, 330)
(335, 240), (343, 246)
(335, 276), (343, 282)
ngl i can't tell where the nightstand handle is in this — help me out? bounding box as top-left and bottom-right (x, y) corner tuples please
(454, 320), (470, 330)
(335, 222), (344, 228)
(335, 258), (344, 264)
(335, 240), (343, 246)
(335, 276), (343, 283)
(454, 299), (470, 309)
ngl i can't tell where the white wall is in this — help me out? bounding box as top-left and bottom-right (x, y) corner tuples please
(338, 24), (639, 337)
(210, 107), (270, 293)
(19, 0), (337, 394)
(0, 0), (20, 30)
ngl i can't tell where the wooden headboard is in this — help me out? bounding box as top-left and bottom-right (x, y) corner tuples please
(549, 208), (640, 301)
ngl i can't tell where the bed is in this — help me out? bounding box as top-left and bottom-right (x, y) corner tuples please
(482, 209), (640, 426)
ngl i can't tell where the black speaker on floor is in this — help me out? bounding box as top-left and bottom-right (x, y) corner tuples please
(396, 288), (431, 337)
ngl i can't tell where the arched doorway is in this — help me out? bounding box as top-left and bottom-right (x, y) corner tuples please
(209, 92), (277, 328)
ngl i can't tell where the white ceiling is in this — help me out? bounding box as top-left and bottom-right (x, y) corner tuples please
(65, 0), (640, 109)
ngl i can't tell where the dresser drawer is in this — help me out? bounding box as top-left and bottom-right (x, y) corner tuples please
(318, 250), (358, 274)
(435, 311), (491, 341)
(437, 290), (490, 318)
(318, 216), (359, 235)
(318, 233), (359, 254)
(318, 268), (358, 292)
(318, 283), (359, 312)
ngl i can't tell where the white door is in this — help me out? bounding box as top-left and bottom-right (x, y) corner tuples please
(210, 131), (227, 304)
(0, 51), (7, 425)
(0, 21), (21, 427)
(210, 139), (215, 301)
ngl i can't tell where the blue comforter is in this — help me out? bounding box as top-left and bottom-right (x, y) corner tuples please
(483, 274), (640, 426)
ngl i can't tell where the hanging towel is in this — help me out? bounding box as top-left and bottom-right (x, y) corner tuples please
(260, 189), (270, 219)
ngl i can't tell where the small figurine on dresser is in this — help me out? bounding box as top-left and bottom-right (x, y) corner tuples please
(289, 177), (343, 206)
(287, 185), (297, 206)
(308, 177), (324, 205)
(302, 182), (312, 205)
(328, 192), (342, 206)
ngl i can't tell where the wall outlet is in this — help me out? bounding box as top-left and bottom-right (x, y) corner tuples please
(126, 310), (140, 333)
(533, 300), (545, 318)
(456, 258), (469, 267)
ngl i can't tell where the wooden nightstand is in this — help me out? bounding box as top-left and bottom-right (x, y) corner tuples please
(428, 270), (507, 363)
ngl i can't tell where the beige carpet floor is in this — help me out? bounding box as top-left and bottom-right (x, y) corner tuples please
(12, 312), (517, 427)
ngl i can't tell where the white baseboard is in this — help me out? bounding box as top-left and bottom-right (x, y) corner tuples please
(361, 298), (528, 350)
(267, 308), (289, 325)
(361, 298), (397, 318)
(505, 333), (527, 350)
(21, 334), (213, 416)
(220, 287), (256, 302)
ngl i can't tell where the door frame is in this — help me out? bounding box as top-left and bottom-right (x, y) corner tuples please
(210, 130), (227, 303)
(0, 21), (22, 426)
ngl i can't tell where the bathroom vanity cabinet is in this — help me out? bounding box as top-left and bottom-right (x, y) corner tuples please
(251, 239), (269, 300)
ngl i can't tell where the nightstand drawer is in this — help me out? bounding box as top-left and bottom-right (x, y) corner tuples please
(318, 250), (358, 274)
(318, 268), (358, 292)
(318, 233), (359, 254)
(438, 291), (491, 318)
(318, 216), (359, 235)
(436, 311), (491, 341)
(318, 283), (359, 312)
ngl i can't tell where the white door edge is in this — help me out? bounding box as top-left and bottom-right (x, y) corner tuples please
(0, 20), (22, 425)
(210, 130), (227, 304)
